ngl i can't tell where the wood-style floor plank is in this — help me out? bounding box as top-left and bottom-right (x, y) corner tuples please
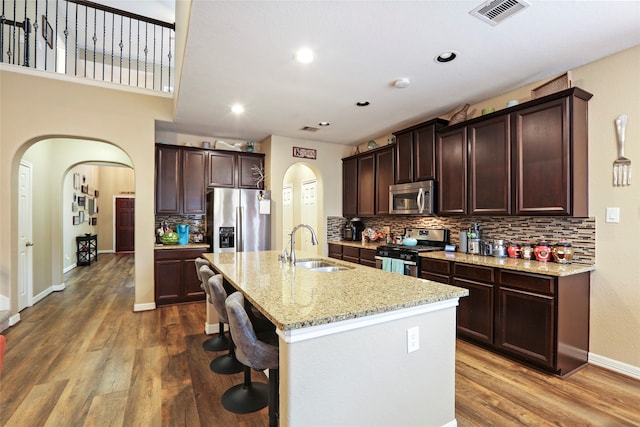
(1, 253), (639, 427)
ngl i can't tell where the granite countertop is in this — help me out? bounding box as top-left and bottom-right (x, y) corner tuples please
(203, 250), (468, 331)
(327, 240), (383, 250)
(154, 243), (210, 250)
(421, 252), (595, 277)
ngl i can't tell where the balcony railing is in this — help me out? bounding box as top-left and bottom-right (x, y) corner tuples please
(1, 0), (175, 92)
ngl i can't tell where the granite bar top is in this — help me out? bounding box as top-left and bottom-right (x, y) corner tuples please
(421, 252), (595, 277)
(154, 243), (210, 250)
(203, 250), (468, 331)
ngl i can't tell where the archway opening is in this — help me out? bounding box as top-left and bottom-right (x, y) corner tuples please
(282, 162), (321, 256)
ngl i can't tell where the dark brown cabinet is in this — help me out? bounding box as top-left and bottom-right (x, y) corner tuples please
(375, 147), (394, 215)
(394, 119), (448, 184)
(359, 248), (377, 268)
(207, 151), (236, 188)
(155, 145), (206, 214)
(453, 263), (495, 345)
(238, 153), (265, 189)
(437, 128), (467, 215)
(342, 246), (360, 264)
(155, 248), (207, 305)
(468, 115), (511, 215)
(342, 157), (358, 218)
(328, 243), (343, 260)
(514, 88), (591, 216)
(357, 153), (375, 216)
(420, 257), (590, 376)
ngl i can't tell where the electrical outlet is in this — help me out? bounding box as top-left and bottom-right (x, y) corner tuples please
(407, 326), (419, 353)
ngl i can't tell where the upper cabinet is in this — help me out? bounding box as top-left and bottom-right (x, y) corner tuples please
(437, 87), (592, 217)
(357, 152), (376, 216)
(375, 146), (394, 215)
(156, 145), (206, 214)
(394, 119), (448, 184)
(342, 157), (358, 218)
(207, 152), (265, 189)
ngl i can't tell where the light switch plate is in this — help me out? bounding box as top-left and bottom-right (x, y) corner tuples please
(606, 207), (620, 223)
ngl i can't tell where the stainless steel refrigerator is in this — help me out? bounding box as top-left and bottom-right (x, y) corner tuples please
(209, 188), (271, 253)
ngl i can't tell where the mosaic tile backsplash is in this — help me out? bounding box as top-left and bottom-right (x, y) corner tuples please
(328, 215), (595, 265)
(155, 214), (206, 243)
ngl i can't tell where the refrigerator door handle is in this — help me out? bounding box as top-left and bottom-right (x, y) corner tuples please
(236, 206), (243, 252)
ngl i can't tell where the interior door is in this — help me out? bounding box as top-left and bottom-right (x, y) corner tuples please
(301, 179), (319, 254)
(18, 161), (33, 311)
(115, 197), (135, 252)
(282, 185), (293, 250)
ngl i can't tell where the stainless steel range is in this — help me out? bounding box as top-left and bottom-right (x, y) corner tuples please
(375, 228), (449, 276)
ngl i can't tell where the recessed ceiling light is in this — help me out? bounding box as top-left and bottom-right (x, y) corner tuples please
(356, 101), (370, 107)
(231, 103), (244, 114)
(318, 122), (330, 126)
(435, 51), (458, 63)
(295, 48), (314, 64)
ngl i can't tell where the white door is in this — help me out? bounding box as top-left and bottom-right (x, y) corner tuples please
(18, 161), (33, 311)
(301, 179), (319, 254)
(282, 185), (293, 250)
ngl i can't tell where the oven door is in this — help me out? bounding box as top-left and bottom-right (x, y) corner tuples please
(375, 256), (418, 277)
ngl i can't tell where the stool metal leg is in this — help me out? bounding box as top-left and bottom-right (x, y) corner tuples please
(202, 322), (229, 352)
(210, 333), (243, 374)
(221, 366), (269, 414)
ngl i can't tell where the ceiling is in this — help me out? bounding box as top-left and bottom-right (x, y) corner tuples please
(106, 1), (640, 146)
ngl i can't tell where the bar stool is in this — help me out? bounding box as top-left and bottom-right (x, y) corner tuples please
(223, 292), (280, 427)
(195, 258), (229, 352)
(204, 272), (244, 374)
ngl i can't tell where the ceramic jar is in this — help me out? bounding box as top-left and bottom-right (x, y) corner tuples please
(534, 239), (552, 262)
(507, 242), (520, 258)
(552, 239), (574, 264)
(520, 241), (534, 260)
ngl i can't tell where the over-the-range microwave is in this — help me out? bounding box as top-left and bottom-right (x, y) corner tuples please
(389, 180), (435, 215)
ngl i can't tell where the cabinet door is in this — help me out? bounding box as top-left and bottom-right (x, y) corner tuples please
(155, 258), (182, 305)
(375, 147), (394, 215)
(496, 286), (555, 369)
(342, 157), (358, 217)
(183, 257), (206, 300)
(238, 154), (265, 189)
(420, 258), (451, 284)
(395, 131), (414, 184)
(342, 246), (360, 264)
(469, 116), (511, 215)
(514, 98), (570, 215)
(454, 278), (494, 345)
(328, 243), (343, 260)
(359, 248), (377, 268)
(357, 153), (375, 216)
(437, 128), (467, 215)
(414, 124), (437, 181)
(182, 149), (207, 214)
(155, 146), (181, 214)
(208, 151), (236, 188)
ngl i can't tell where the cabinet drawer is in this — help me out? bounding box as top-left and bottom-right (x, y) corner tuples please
(343, 246), (360, 259)
(421, 258), (451, 275)
(328, 243), (343, 260)
(454, 263), (494, 283)
(360, 248), (377, 262)
(421, 271), (449, 285)
(498, 270), (555, 295)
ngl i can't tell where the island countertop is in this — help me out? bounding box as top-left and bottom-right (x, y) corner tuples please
(203, 250), (468, 331)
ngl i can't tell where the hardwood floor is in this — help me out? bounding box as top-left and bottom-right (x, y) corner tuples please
(1, 253), (639, 426)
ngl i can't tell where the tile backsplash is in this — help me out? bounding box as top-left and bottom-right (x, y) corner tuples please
(327, 215), (595, 264)
(155, 214), (206, 243)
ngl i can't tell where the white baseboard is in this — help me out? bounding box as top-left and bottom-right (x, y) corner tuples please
(133, 302), (156, 312)
(33, 287), (54, 305)
(63, 263), (76, 273)
(98, 249), (115, 254)
(205, 321), (228, 335)
(9, 313), (21, 326)
(52, 283), (66, 292)
(589, 352), (640, 380)
(0, 294), (9, 310)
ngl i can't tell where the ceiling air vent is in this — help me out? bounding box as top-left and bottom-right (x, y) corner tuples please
(300, 126), (319, 132)
(470, 0), (530, 26)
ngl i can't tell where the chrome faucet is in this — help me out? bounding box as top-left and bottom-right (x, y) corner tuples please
(287, 224), (319, 264)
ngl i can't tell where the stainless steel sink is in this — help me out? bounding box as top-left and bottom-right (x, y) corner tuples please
(294, 259), (353, 272)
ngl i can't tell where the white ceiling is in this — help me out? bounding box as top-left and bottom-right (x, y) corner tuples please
(107, 1), (640, 146)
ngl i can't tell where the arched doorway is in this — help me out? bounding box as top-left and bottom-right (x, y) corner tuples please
(282, 163), (321, 256)
(16, 137), (133, 313)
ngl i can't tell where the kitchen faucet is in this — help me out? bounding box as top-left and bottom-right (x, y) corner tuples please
(284, 224), (319, 264)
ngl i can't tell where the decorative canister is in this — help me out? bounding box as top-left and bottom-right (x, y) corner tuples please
(520, 241), (534, 260)
(552, 239), (574, 264)
(507, 241), (520, 258)
(534, 238), (552, 262)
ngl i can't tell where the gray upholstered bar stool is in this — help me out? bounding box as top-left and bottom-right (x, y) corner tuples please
(195, 258), (229, 352)
(204, 272), (244, 374)
(223, 292), (280, 427)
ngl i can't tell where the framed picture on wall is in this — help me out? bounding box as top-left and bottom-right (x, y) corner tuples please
(73, 216), (80, 225)
(94, 190), (99, 197)
(79, 211), (85, 223)
(91, 217), (97, 226)
(88, 198), (95, 215)
(72, 202), (78, 212)
(78, 196), (85, 207)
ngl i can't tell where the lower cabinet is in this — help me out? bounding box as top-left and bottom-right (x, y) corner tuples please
(421, 258), (590, 376)
(342, 246), (360, 264)
(359, 248), (377, 268)
(328, 243), (343, 260)
(331, 244), (377, 268)
(155, 248), (207, 305)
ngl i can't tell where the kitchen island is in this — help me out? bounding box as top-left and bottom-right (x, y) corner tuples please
(203, 250), (468, 427)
